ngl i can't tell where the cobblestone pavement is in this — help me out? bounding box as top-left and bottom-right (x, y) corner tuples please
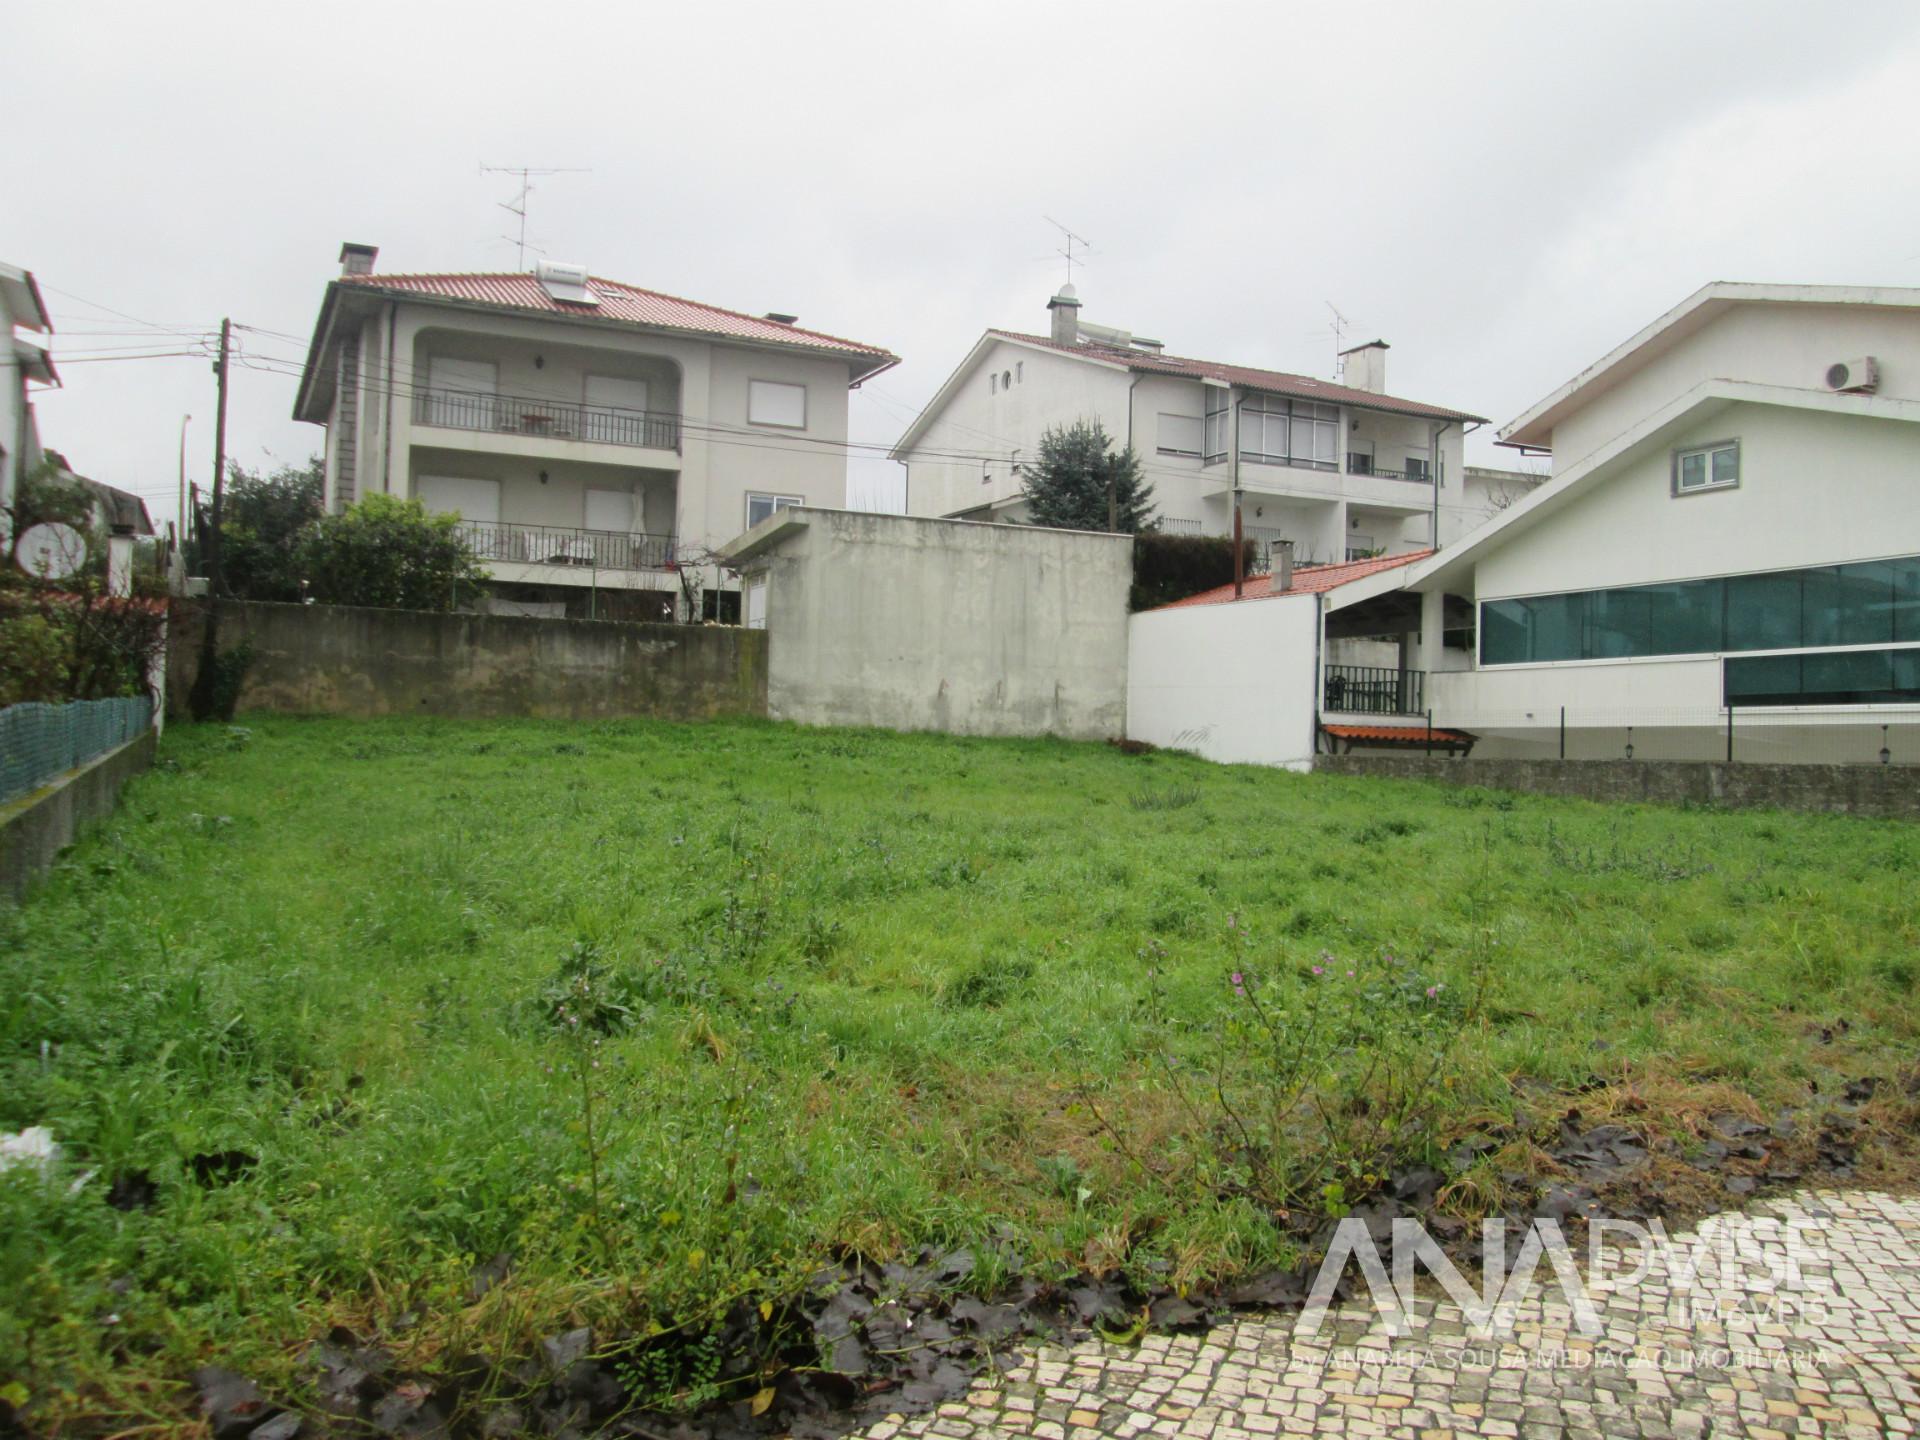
(850, 1191), (1920, 1440)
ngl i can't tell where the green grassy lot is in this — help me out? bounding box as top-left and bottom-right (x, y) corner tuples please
(4, 715), (1917, 1426)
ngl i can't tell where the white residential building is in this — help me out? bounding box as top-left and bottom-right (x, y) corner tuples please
(891, 288), (1531, 565)
(293, 246), (897, 619)
(1119, 282), (1920, 771)
(1, 262), (58, 516)
(1394, 283), (1920, 762)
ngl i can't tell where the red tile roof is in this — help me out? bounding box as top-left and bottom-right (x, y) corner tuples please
(990, 331), (1486, 424)
(1158, 549), (1432, 609)
(339, 272), (897, 368)
(1321, 723), (1474, 745)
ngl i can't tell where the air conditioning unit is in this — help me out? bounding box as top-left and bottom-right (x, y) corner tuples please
(1825, 356), (1879, 393)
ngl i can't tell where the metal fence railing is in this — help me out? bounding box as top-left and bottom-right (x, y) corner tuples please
(1421, 704), (1918, 768)
(0, 696), (154, 806)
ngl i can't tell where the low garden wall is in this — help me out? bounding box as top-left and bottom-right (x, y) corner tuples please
(1313, 753), (1919, 820)
(167, 601), (767, 722)
(1, 727), (156, 901)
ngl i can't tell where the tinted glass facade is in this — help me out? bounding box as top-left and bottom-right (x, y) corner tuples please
(1480, 556), (1920, 665)
(1726, 647), (1920, 707)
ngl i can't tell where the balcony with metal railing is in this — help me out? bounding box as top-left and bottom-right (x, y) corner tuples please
(454, 518), (676, 573)
(1345, 452), (1433, 484)
(414, 388), (681, 453)
(1323, 664), (1425, 716)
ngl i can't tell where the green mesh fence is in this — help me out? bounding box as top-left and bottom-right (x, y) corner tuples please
(0, 697), (154, 806)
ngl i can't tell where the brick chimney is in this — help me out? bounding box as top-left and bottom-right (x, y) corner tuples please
(339, 243), (378, 277)
(1047, 284), (1082, 345)
(1339, 339), (1389, 393)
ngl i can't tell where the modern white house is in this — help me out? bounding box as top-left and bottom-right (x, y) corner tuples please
(1, 261), (58, 516)
(1124, 282), (1920, 770)
(891, 288), (1535, 566)
(293, 246), (897, 619)
(1398, 282), (1920, 764)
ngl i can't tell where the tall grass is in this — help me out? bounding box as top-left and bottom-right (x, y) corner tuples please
(1, 715), (1914, 1423)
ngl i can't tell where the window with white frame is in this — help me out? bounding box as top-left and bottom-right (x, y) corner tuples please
(746, 492), (803, 529)
(1157, 413), (1203, 458)
(747, 379), (807, 429)
(1673, 439), (1739, 494)
(1240, 394), (1339, 470)
(1203, 388), (1230, 465)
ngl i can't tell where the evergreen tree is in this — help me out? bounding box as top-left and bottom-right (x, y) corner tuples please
(1021, 421), (1155, 532)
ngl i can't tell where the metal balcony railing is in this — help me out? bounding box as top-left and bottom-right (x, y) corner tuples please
(454, 519), (676, 572)
(1346, 453), (1432, 483)
(415, 388), (681, 452)
(1323, 664), (1425, 716)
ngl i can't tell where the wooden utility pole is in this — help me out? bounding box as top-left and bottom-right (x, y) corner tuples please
(187, 319), (232, 722)
(206, 319), (231, 593)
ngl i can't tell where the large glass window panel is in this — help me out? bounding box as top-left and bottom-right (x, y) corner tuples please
(1712, 446), (1739, 485)
(1802, 648), (1892, 702)
(1725, 570), (1803, 651)
(1894, 647), (1920, 694)
(1806, 562), (1894, 647)
(1528, 592), (1587, 662)
(1481, 599), (1532, 665)
(1290, 416), (1317, 463)
(1725, 653), (1802, 705)
(1646, 578), (1724, 654)
(1678, 452), (1708, 490)
(1897, 558), (1920, 643)
(1586, 587), (1651, 658)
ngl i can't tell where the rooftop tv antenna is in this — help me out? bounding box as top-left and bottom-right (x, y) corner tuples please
(481, 164), (591, 269)
(1043, 216), (1093, 287)
(1325, 302), (1354, 378)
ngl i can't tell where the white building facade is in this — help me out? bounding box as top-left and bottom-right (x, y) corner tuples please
(294, 246), (896, 619)
(892, 290), (1526, 567)
(1400, 283), (1920, 764)
(1, 262), (57, 516)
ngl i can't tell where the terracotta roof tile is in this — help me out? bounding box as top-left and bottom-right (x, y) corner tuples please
(1158, 549), (1432, 609)
(1321, 723), (1474, 744)
(990, 331), (1486, 424)
(340, 272), (896, 372)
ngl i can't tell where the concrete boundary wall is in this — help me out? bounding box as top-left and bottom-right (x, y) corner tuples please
(1, 730), (156, 902)
(1313, 753), (1919, 820)
(167, 601), (767, 721)
(1128, 593), (1321, 770)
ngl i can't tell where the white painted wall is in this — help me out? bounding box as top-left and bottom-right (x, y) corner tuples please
(1475, 403), (1920, 600)
(742, 509), (1133, 740)
(1127, 593), (1321, 770)
(901, 338), (1131, 519)
(1548, 301), (1920, 472)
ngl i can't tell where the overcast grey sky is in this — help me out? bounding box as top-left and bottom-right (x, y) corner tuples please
(14, 1), (1920, 523)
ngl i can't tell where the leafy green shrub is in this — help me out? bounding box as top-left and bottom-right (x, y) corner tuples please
(293, 494), (487, 612)
(0, 612), (69, 705)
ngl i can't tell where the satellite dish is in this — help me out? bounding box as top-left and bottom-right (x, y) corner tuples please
(15, 522), (88, 580)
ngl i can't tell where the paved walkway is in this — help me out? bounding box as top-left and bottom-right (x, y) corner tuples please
(852, 1191), (1920, 1440)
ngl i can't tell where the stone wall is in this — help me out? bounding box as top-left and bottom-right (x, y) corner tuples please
(168, 601), (767, 722)
(1, 730), (155, 902)
(1312, 754), (1919, 821)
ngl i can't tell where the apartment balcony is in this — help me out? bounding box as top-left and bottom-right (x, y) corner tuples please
(454, 518), (676, 573)
(413, 388), (681, 456)
(1345, 453), (1432, 485)
(1323, 664), (1426, 716)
